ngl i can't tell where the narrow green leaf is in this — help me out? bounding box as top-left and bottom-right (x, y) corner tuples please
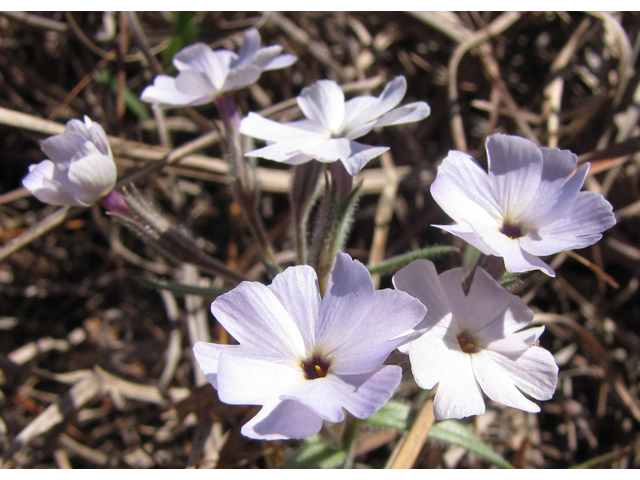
(498, 272), (522, 290)
(429, 420), (514, 469)
(365, 400), (415, 430)
(365, 402), (513, 469)
(367, 245), (459, 275)
(279, 436), (347, 469)
(94, 68), (151, 121)
(136, 276), (228, 297)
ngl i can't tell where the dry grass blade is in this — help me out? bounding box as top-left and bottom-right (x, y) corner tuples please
(1, 373), (104, 465)
(387, 400), (435, 469)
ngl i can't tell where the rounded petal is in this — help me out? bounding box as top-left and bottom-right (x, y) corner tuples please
(174, 70), (218, 97)
(216, 352), (303, 405)
(22, 160), (78, 206)
(316, 253), (376, 353)
(393, 259), (452, 331)
(339, 141), (388, 175)
(67, 146), (117, 205)
(241, 399), (323, 440)
(267, 265), (321, 347)
(433, 222), (496, 256)
(40, 131), (87, 164)
(220, 64), (262, 93)
(210, 280), (306, 361)
(140, 75), (212, 107)
(471, 351), (541, 412)
(284, 366), (402, 422)
(234, 28), (260, 67)
(193, 341), (225, 389)
(299, 137), (352, 163)
(438, 267), (512, 335)
(297, 80), (345, 133)
(485, 134), (544, 220)
(330, 289), (426, 374)
(521, 191), (616, 256)
(240, 112), (322, 142)
(342, 76), (407, 131)
(522, 156), (586, 228)
(473, 226), (555, 276)
(373, 101), (431, 128)
(406, 328), (460, 391)
(431, 150), (502, 226)
(261, 52), (297, 71)
(431, 349), (485, 420)
(173, 43), (230, 89)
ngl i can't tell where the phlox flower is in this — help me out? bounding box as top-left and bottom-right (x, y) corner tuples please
(22, 116), (117, 207)
(239, 76), (430, 175)
(193, 252), (426, 440)
(140, 28), (296, 108)
(393, 259), (558, 420)
(430, 134), (616, 276)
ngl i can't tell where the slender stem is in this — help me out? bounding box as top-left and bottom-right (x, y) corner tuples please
(215, 93), (279, 271)
(341, 414), (362, 469)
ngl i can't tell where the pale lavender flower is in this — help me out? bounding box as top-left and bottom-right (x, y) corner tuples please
(140, 28), (296, 108)
(22, 116), (116, 206)
(430, 133), (616, 276)
(239, 76), (430, 175)
(393, 259), (558, 420)
(193, 252), (426, 440)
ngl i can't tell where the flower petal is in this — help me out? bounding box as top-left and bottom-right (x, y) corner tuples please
(261, 52), (298, 71)
(374, 101), (431, 128)
(316, 253), (376, 353)
(430, 150), (502, 225)
(234, 28), (260, 67)
(216, 352), (303, 405)
(438, 268), (513, 335)
(40, 131), (87, 164)
(393, 259), (452, 331)
(193, 341), (224, 389)
(242, 399), (324, 440)
(342, 76), (406, 131)
(173, 43), (230, 89)
(283, 366), (402, 422)
(22, 160), (78, 206)
(211, 281), (306, 361)
(330, 289), (426, 374)
(405, 327), (460, 391)
(485, 134), (544, 220)
(432, 349), (485, 420)
(174, 70), (217, 97)
(297, 80), (345, 133)
(267, 265), (321, 347)
(340, 141), (388, 175)
(521, 191), (616, 256)
(240, 112), (322, 142)
(521, 150), (584, 227)
(220, 65), (262, 93)
(140, 75), (212, 107)
(471, 351), (541, 412)
(66, 145), (117, 204)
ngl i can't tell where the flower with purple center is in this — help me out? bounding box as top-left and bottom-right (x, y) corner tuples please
(239, 76), (430, 175)
(193, 252), (426, 440)
(22, 116), (116, 207)
(140, 28), (296, 108)
(393, 259), (558, 420)
(430, 133), (616, 276)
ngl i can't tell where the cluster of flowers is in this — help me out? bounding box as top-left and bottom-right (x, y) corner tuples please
(22, 28), (616, 441)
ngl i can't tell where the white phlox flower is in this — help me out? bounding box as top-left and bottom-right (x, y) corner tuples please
(393, 259), (559, 420)
(430, 133), (616, 276)
(140, 28), (297, 108)
(22, 116), (116, 207)
(193, 252), (426, 440)
(239, 76), (431, 175)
